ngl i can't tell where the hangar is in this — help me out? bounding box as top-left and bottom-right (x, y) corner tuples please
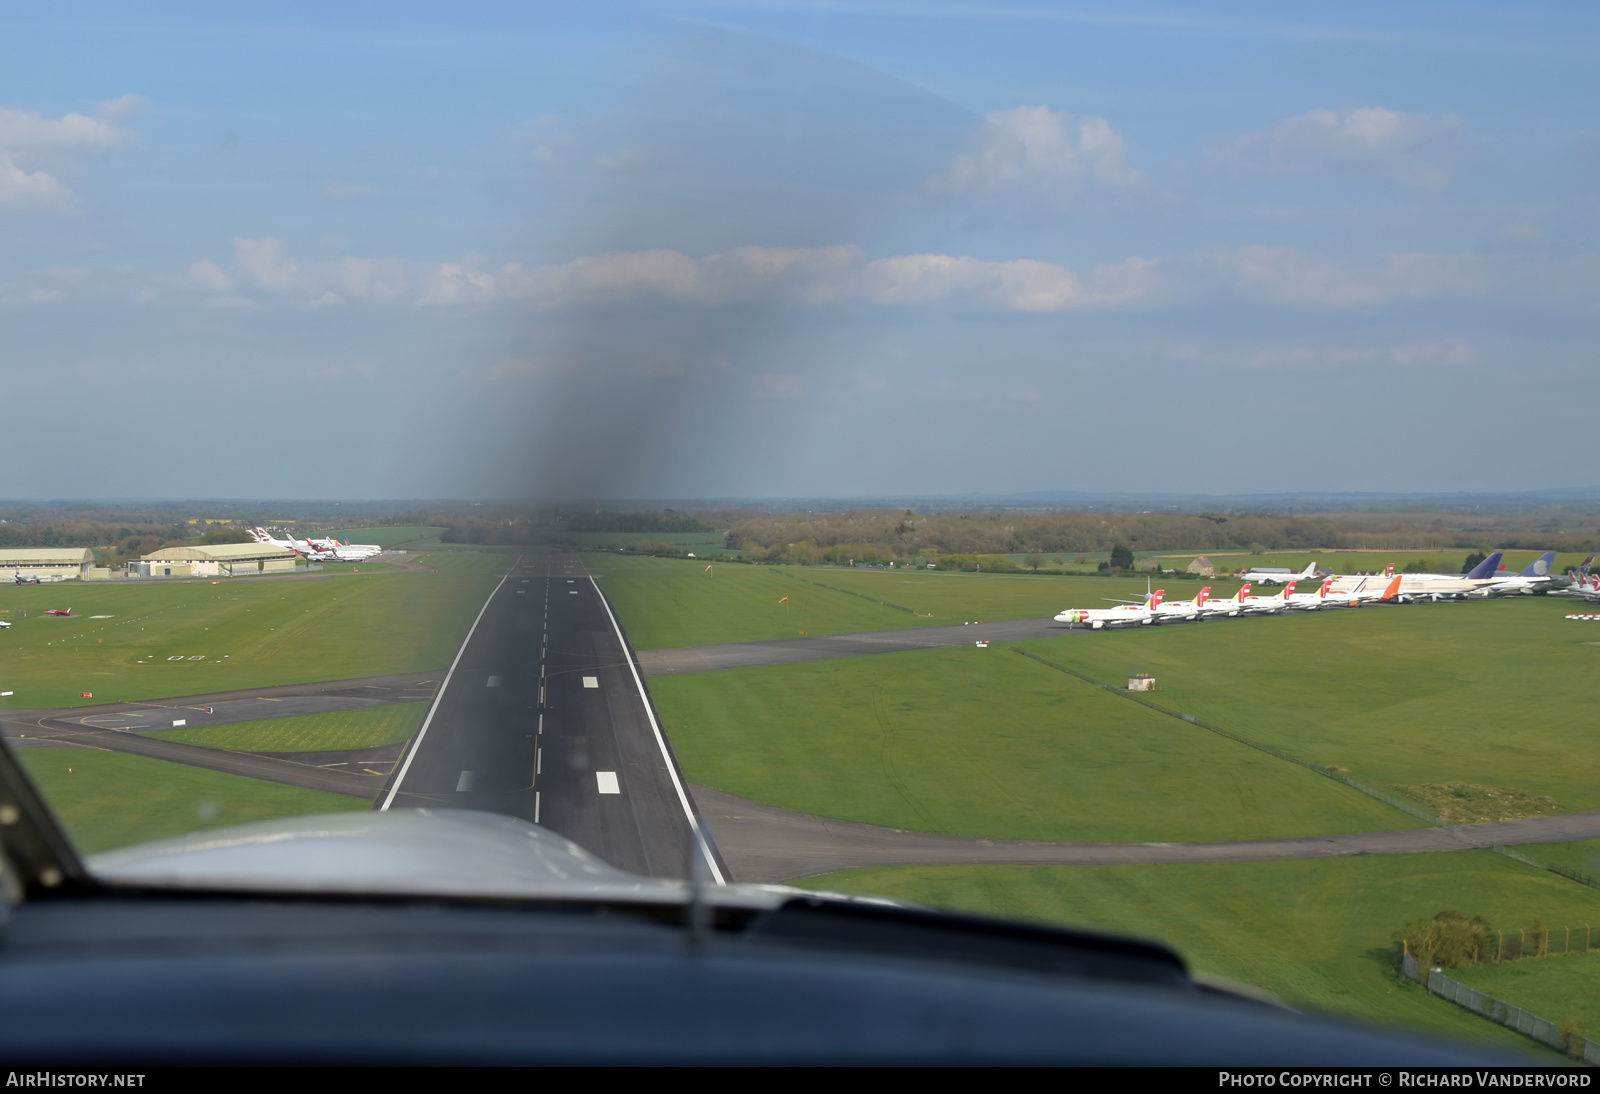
(135, 543), (299, 578)
(0, 548), (96, 581)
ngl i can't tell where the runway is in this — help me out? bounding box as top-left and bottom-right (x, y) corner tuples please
(378, 555), (721, 881)
(637, 617), (1078, 676)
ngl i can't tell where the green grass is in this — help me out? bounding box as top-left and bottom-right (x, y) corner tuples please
(328, 526), (444, 549)
(18, 748), (366, 854)
(585, 554), (1176, 649)
(1453, 951), (1600, 1036)
(652, 646), (1410, 841)
(151, 703), (425, 752)
(0, 551), (505, 710)
(793, 854), (1595, 1057)
(1013, 596), (1600, 816)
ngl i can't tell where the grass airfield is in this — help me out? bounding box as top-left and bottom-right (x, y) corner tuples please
(651, 646), (1410, 842)
(18, 749), (365, 854)
(152, 703), (425, 752)
(604, 554), (1600, 1050)
(0, 552), (503, 710)
(793, 855), (1583, 1057)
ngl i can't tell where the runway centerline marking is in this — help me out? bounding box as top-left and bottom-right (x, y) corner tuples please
(582, 676), (599, 688)
(380, 560), (518, 811)
(596, 771), (620, 794)
(487, 676), (502, 688)
(456, 770), (474, 792)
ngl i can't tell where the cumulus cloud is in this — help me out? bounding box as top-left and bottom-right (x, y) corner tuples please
(424, 244), (1160, 312)
(1209, 106), (1462, 189)
(927, 104), (1149, 211)
(1214, 245), (1485, 307)
(229, 237), (414, 304)
(174, 237), (1600, 321)
(0, 95), (143, 208)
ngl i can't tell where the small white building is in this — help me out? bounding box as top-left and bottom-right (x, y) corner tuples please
(136, 542), (299, 578)
(0, 548), (95, 581)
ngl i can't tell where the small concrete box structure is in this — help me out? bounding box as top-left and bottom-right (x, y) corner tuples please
(137, 542), (298, 578)
(0, 548), (95, 581)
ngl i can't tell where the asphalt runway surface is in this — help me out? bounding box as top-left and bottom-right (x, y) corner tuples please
(637, 617), (1079, 675)
(377, 555), (720, 881)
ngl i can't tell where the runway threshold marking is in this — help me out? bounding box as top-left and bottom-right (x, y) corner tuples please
(380, 559), (519, 811)
(596, 771), (620, 794)
(590, 574), (726, 885)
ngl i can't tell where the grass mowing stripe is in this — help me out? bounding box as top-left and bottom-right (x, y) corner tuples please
(779, 571), (917, 614)
(650, 645), (1411, 843)
(1011, 646), (1440, 826)
(1013, 645), (1600, 899)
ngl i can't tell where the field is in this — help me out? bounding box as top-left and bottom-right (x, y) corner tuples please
(0, 551), (505, 709)
(1018, 597), (1600, 816)
(17, 748), (366, 854)
(585, 554), (1148, 649)
(1453, 951), (1600, 1036)
(152, 703), (425, 752)
(792, 854), (1594, 1056)
(651, 646), (1409, 841)
(595, 554), (1600, 1050)
(328, 526), (444, 549)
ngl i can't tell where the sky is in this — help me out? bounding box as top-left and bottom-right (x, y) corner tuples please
(2, 2), (1598, 500)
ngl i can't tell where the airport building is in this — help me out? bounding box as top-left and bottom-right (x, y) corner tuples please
(0, 548), (96, 581)
(134, 543), (299, 578)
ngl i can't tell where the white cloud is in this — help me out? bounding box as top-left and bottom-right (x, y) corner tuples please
(0, 95), (143, 208)
(927, 105), (1149, 210)
(1215, 245), (1485, 307)
(230, 237), (413, 302)
(424, 245), (1159, 312)
(172, 238), (1600, 321)
(186, 259), (234, 293)
(0, 154), (69, 207)
(1210, 106), (1461, 189)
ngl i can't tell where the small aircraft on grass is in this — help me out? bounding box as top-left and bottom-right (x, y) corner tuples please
(43, 608), (72, 617)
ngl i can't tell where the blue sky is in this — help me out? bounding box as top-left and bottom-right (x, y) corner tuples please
(3, 2), (1597, 499)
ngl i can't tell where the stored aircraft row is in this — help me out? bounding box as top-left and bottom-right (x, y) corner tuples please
(248, 528), (384, 562)
(1055, 551), (1570, 630)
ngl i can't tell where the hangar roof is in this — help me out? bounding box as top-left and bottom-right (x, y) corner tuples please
(0, 548), (95, 564)
(140, 543), (297, 562)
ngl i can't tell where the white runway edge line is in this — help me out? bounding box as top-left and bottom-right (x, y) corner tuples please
(381, 559), (519, 811)
(590, 575), (726, 885)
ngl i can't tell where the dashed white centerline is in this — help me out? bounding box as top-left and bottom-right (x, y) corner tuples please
(487, 676), (501, 687)
(456, 770), (474, 792)
(596, 771), (620, 794)
(582, 676), (599, 688)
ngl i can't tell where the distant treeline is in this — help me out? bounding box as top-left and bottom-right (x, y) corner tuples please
(725, 510), (1600, 564)
(439, 511), (712, 544)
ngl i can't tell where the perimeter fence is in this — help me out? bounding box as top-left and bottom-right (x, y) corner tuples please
(1402, 951), (1600, 1061)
